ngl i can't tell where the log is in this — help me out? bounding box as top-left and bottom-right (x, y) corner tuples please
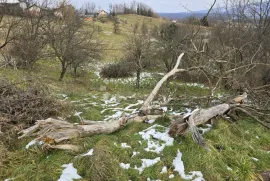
(18, 114), (162, 145)
(18, 118), (127, 143)
(169, 103), (231, 147)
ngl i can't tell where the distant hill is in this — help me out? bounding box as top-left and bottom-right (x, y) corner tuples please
(160, 2), (270, 20)
(159, 8), (224, 19)
(159, 12), (207, 19)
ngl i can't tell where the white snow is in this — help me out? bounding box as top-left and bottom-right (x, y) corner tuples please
(173, 150), (205, 180)
(58, 163), (82, 181)
(25, 140), (43, 149)
(25, 140), (37, 149)
(131, 151), (140, 157)
(121, 143), (131, 148)
(80, 149), (94, 157)
(104, 111), (123, 121)
(134, 157), (160, 174)
(256, 136), (259, 139)
(251, 157), (259, 161)
(146, 119), (155, 124)
(197, 127), (211, 134)
(205, 124), (212, 128)
(179, 83), (207, 89)
(138, 124), (174, 154)
(4, 178), (15, 181)
(120, 163), (130, 169)
(147, 178), (161, 181)
(160, 166), (167, 173)
(227, 166), (233, 171)
(104, 96), (117, 105)
(169, 174), (175, 179)
(161, 106), (168, 112)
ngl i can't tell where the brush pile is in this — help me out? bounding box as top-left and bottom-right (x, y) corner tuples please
(0, 78), (62, 132)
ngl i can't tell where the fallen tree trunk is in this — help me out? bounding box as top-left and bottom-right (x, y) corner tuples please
(18, 114), (161, 145)
(169, 104), (231, 141)
(18, 118), (128, 143)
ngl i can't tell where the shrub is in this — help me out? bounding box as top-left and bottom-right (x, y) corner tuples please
(100, 61), (134, 78)
(98, 16), (107, 23)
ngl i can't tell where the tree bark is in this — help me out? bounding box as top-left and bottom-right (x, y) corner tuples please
(74, 67), (77, 78)
(59, 62), (67, 81)
(136, 68), (141, 88)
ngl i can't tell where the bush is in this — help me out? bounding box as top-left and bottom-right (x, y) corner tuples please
(100, 61), (134, 78)
(98, 16), (107, 23)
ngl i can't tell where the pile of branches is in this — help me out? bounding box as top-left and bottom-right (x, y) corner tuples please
(0, 78), (62, 127)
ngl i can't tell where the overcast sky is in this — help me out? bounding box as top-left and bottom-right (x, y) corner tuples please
(70, 0), (224, 13)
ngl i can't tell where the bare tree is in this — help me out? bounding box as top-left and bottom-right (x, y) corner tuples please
(45, 4), (103, 81)
(154, 22), (192, 73)
(9, 13), (47, 68)
(0, 0), (21, 50)
(112, 16), (120, 34)
(71, 25), (103, 78)
(125, 22), (153, 88)
(82, 2), (96, 15)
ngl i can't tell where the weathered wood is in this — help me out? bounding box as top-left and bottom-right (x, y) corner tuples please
(140, 53), (185, 114)
(189, 104), (230, 126)
(18, 118), (127, 143)
(169, 104), (231, 140)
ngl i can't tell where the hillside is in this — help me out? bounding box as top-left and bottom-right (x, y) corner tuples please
(0, 14), (270, 181)
(91, 14), (166, 61)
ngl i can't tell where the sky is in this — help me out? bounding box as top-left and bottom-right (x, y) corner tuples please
(70, 0), (224, 13)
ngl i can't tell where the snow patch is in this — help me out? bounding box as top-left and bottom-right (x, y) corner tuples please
(58, 163), (82, 181)
(138, 124), (174, 154)
(104, 111), (123, 121)
(81, 149), (94, 157)
(134, 157), (160, 174)
(4, 178), (15, 181)
(173, 149), (205, 180)
(121, 143), (131, 148)
(25, 140), (43, 149)
(251, 157), (259, 161)
(146, 119), (155, 124)
(160, 166), (167, 173)
(120, 163), (130, 169)
(227, 166), (232, 171)
(131, 151), (140, 157)
(147, 178), (161, 181)
(161, 106), (168, 112)
(169, 174), (175, 179)
(198, 127), (211, 134)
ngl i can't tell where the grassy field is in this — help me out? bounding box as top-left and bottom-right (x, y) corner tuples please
(0, 14), (269, 181)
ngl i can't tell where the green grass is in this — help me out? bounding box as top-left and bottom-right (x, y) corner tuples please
(1, 117), (269, 181)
